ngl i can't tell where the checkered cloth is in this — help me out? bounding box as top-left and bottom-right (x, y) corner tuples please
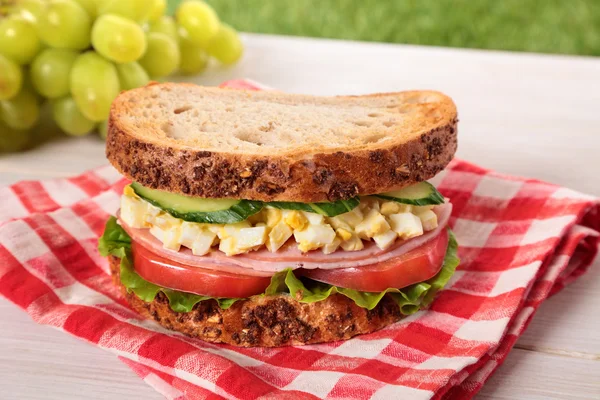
(1, 80), (599, 400)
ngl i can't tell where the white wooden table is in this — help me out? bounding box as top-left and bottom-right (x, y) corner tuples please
(1, 33), (599, 399)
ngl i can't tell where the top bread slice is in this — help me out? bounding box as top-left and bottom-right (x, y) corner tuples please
(106, 83), (458, 202)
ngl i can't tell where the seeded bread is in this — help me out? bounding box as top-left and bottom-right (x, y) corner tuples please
(106, 83), (458, 202)
(109, 256), (402, 347)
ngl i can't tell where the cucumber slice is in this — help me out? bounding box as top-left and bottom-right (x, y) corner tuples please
(373, 182), (445, 206)
(131, 182), (263, 224)
(268, 198), (360, 217)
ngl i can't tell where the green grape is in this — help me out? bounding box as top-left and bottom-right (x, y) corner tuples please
(92, 15), (147, 64)
(148, 0), (166, 22)
(176, 1), (219, 47)
(37, 0), (92, 50)
(0, 121), (31, 153)
(30, 48), (78, 99)
(0, 54), (22, 100)
(98, 0), (150, 22)
(20, 71), (36, 94)
(73, 0), (96, 18)
(116, 62), (149, 91)
(148, 16), (177, 41)
(138, 33), (179, 78)
(52, 96), (95, 136)
(0, 88), (40, 130)
(207, 24), (243, 65)
(21, 70), (43, 104)
(179, 33), (208, 75)
(16, 0), (45, 24)
(98, 119), (108, 139)
(32, 101), (65, 143)
(70, 51), (120, 122)
(0, 17), (41, 65)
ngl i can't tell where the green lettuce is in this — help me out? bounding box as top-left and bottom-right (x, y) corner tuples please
(99, 216), (459, 315)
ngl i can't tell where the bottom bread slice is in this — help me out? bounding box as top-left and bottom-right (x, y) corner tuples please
(109, 256), (404, 347)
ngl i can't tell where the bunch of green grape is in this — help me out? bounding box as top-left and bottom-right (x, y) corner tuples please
(0, 0), (243, 152)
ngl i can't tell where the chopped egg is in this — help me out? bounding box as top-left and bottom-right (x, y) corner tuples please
(246, 212), (264, 225)
(206, 224), (222, 235)
(336, 208), (364, 228)
(153, 213), (182, 230)
(150, 225), (181, 251)
(340, 234), (364, 251)
(190, 230), (217, 256)
(219, 237), (238, 256)
(417, 209), (438, 231)
(149, 225), (165, 242)
(322, 237), (341, 254)
(336, 228), (353, 241)
(380, 201), (412, 216)
(123, 185), (137, 198)
(180, 221), (203, 248)
(327, 216), (351, 231)
(373, 229), (398, 250)
(413, 205), (434, 214)
(283, 210), (308, 231)
(264, 207), (282, 227)
(302, 211), (325, 225)
(294, 224), (336, 252)
(147, 203), (162, 217)
(389, 212), (424, 239)
(355, 209), (391, 239)
(267, 221), (293, 252)
(219, 221), (251, 239)
(120, 195), (147, 229)
(235, 226), (267, 250)
(359, 197), (380, 212)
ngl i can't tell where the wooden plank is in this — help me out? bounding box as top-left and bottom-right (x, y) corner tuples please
(516, 258), (600, 356)
(478, 349), (600, 399)
(0, 172), (30, 187)
(0, 136), (106, 179)
(0, 299), (162, 400)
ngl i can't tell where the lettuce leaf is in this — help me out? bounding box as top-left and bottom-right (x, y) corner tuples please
(98, 216), (131, 257)
(99, 216), (459, 315)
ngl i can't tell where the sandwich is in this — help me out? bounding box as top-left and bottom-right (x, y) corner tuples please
(98, 83), (460, 347)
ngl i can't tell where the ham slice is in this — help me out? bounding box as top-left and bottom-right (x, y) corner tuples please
(120, 202), (452, 276)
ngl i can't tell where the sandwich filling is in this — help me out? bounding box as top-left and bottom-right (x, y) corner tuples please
(120, 185), (440, 257)
(99, 181), (459, 314)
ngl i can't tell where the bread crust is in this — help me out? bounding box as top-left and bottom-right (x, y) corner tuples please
(106, 83), (458, 202)
(109, 256), (403, 347)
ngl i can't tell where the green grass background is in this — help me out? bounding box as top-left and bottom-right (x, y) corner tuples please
(170, 0), (600, 56)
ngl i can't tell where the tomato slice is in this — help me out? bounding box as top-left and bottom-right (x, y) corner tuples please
(132, 240), (272, 298)
(302, 229), (449, 292)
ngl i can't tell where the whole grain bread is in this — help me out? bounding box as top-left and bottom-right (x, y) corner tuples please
(106, 83), (458, 202)
(109, 256), (402, 347)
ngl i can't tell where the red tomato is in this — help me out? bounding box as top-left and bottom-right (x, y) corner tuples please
(132, 241), (272, 298)
(302, 229), (449, 292)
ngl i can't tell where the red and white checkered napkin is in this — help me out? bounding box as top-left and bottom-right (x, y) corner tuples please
(1, 81), (600, 400)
